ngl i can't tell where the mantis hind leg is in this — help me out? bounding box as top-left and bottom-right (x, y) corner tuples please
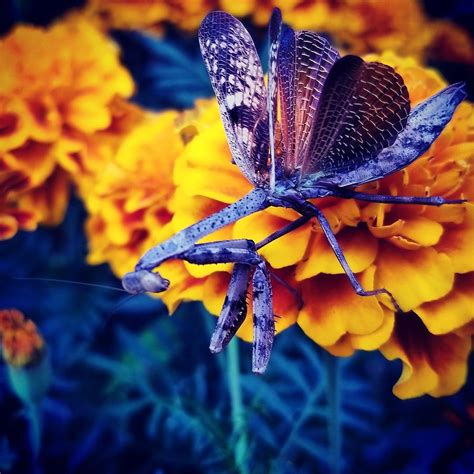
(290, 198), (403, 313)
(328, 187), (466, 206)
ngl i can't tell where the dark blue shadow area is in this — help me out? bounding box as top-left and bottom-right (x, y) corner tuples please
(113, 29), (213, 110)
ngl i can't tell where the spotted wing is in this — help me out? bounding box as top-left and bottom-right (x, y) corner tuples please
(300, 55), (410, 177)
(199, 12), (269, 186)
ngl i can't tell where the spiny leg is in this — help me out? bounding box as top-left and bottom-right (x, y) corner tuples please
(138, 188), (268, 268)
(184, 219), (308, 316)
(252, 262), (274, 374)
(329, 187), (466, 206)
(181, 239), (261, 266)
(179, 240), (274, 373)
(290, 198), (403, 313)
(126, 216), (314, 371)
(210, 263), (252, 354)
(123, 188), (268, 294)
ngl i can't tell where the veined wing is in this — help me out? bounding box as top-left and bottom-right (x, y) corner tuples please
(277, 28), (340, 174)
(299, 82), (466, 192)
(300, 55), (410, 177)
(199, 12), (269, 186)
(267, 8), (282, 189)
(294, 32), (340, 169)
(277, 25), (297, 175)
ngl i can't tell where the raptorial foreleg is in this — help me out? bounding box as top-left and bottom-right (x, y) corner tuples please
(136, 188), (268, 269)
(124, 215), (314, 373)
(123, 188), (269, 294)
(251, 261), (274, 373)
(179, 239), (274, 373)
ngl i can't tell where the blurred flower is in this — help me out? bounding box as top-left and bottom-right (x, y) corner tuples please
(0, 309), (44, 367)
(86, 0), (211, 32)
(240, 0), (474, 64)
(0, 309), (50, 457)
(86, 0), (474, 64)
(0, 14), (135, 239)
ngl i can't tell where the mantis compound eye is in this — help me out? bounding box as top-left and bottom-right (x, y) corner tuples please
(122, 270), (170, 294)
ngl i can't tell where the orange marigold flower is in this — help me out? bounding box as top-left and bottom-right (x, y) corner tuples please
(87, 0), (213, 32)
(247, 0), (474, 64)
(0, 309), (45, 367)
(82, 109), (205, 311)
(86, 0), (474, 64)
(85, 53), (473, 398)
(0, 14), (135, 239)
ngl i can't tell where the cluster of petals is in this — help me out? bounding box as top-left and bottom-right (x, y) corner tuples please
(84, 52), (474, 398)
(86, 0), (474, 65)
(0, 309), (45, 367)
(0, 14), (135, 239)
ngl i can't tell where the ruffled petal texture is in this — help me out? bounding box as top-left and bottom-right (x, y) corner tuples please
(0, 14), (136, 239)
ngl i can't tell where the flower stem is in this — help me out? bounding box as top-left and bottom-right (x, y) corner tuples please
(323, 352), (342, 474)
(26, 401), (42, 460)
(227, 338), (249, 474)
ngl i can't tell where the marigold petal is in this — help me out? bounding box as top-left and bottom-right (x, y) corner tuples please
(272, 269), (300, 334)
(296, 226), (378, 281)
(351, 306), (395, 351)
(2, 206), (38, 232)
(24, 97), (62, 142)
(368, 219), (405, 239)
(0, 214), (19, 240)
(174, 122), (252, 204)
(375, 243), (454, 311)
(4, 141), (55, 187)
(430, 163), (467, 197)
(322, 198), (361, 227)
(325, 306), (395, 357)
(298, 270), (385, 347)
(434, 142), (474, 165)
(422, 204), (465, 224)
(381, 312), (471, 398)
(221, 0), (256, 17)
(18, 169), (70, 226)
(233, 212), (312, 269)
(395, 217), (444, 246)
(65, 95), (112, 133)
(416, 273), (474, 334)
(202, 272), (229, 316)
(324, 337), (355, 357)
(387, 235), (422, 250)
(0, 99), (30, 152)
(436, 204), (474, 273)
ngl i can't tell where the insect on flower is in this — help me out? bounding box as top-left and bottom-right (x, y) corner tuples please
(122, 8), (467, 373)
